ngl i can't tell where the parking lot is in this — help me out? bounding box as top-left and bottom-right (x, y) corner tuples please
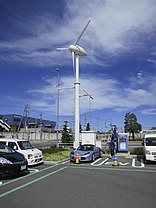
(0, 155), (156, 208)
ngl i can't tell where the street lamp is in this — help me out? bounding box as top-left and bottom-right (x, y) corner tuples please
(56, 68), (60, 148)
(80, 90), (93, 130)
(56, 67), (74, 147)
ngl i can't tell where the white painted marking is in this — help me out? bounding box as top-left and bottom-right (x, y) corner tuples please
(28, 168), (39, 172)
(61, 160), (70, 165)
(91, 158), (102, 165)
(105, 161), (112, 165)
(119, 162), (129, 166)
(0, 182), (2, 185)
(140, 159), (145, 168)
(91, 158), (110, 166)
(132, 158), (145, 168)
(125, 156), (133, 159)
(98, 158), (109, 166)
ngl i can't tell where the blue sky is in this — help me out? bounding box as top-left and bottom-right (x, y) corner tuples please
(0, 0), (156, 131)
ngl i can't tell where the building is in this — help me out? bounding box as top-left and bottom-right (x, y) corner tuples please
(0, 114), (56, 133)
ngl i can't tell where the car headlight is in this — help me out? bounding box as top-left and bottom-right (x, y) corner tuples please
(0, 157), (13, 164)
(145, 150), (150, 155)
(28, 154), (33, 159)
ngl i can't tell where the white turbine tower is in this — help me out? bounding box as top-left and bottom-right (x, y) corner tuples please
(57, 19), (91, 148)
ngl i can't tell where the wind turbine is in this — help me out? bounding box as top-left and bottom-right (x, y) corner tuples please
(57, 19), (91, 148)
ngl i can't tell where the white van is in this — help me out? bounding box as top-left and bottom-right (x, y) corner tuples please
(142, 134), (156, 162)
(0, 138), (43, 166)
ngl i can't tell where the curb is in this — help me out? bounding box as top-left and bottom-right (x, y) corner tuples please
(44, 158), (69, 165)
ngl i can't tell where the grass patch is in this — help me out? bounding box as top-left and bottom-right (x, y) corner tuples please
(42, 148), (70, 161)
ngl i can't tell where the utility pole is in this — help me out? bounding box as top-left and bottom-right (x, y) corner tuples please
(16, 104), (29, 139)
(40, 113), (42, 140)
(56, 68), (60, 148)
(25, 104), (29, 135)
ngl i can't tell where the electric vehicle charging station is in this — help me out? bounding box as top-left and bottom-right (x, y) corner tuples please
(117, 133), (129, 152)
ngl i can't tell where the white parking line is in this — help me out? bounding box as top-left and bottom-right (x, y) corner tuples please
(98, 158), (109, 166)
(28, 168), (40, 172)
(119, 162), (129, 166)
(132, 158), (145, 168)
(91, 158), (102, 165)
(61, 160), (70, 165)
(140, 159), (145, 168)
(91, 158), (109, 166)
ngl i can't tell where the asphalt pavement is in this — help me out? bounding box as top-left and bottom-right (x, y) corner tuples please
(0, 155), (156, 208)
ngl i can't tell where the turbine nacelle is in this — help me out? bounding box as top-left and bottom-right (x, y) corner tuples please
(69, 45), (87, 56)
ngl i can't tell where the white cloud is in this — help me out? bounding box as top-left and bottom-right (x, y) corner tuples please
(27, 72), (156, 116)
(1, 0), (156, 125)
(142, 108), (156, 115)
(0, 0), (155, 66)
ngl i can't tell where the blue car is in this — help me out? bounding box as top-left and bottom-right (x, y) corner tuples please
(70, 144), (102, 162)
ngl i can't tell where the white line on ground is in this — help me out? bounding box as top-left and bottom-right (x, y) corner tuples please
(119, 162), (129, 166)
(28, 168), (39, 172)
(91, 158), (102, 165)
(98, 158), (109, 166)
(132, 158), (145, 168)
(92, 158), (109, 166)
(61, 160), (70, 165)
(140, 159), (145, 168)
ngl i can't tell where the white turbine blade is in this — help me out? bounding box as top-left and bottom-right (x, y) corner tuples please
(71, 51), (75, 76)
(74, 19), (91, 45)
(56, 47), (69, 51)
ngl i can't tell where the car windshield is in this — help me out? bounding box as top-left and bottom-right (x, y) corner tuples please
(17, 141), (34, 150)
(0, 144), (15, 154)
(146, 137), (156, 146)
(77, 145), (94, 151)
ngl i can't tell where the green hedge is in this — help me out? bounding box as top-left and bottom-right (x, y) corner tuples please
(130, 147), (144, 155)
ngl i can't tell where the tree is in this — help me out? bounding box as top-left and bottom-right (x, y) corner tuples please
(86, 123), (90, 131)
(61, 122), (70, 143)
(124, 112), (142, 139)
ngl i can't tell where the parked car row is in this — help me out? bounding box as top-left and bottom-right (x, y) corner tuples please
(0, 138), (43, 177)
(1, 139), (102, 177)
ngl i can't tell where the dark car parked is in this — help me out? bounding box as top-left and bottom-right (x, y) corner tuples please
(0, 143), (28, 177)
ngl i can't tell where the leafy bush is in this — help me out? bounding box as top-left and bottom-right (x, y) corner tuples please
(130, 147), (144, 155)
(129, 137), (143, 141)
